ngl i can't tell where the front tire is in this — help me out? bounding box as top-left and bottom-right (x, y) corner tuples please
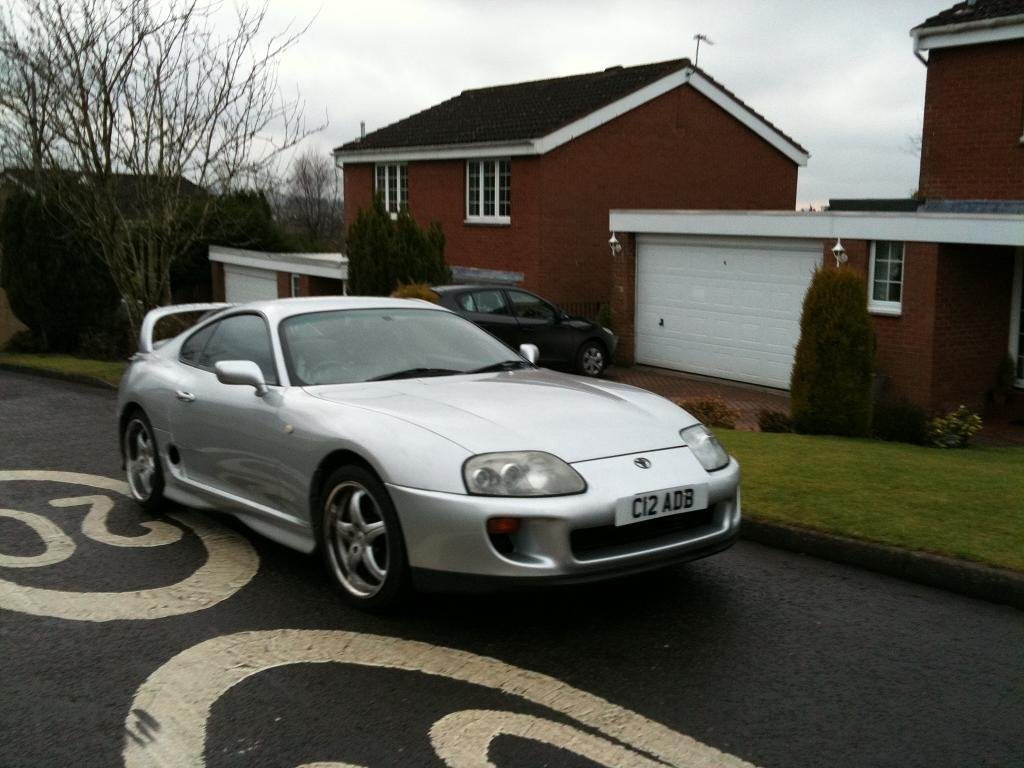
(319, 465), (409, 611)
(122, 410), (166, 512)
(576, 340), (607, 377)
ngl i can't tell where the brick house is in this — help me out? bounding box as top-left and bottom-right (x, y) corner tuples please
(609, 0), (1023, 412)
(334, 59), (808, 316)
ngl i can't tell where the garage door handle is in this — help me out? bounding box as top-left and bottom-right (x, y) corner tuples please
(175, 390), (196, 403)
(659, 318), (664, 327)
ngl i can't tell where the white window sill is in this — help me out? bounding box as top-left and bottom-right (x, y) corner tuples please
(868, 303), (902, 317)
(464, 216), (511, 227)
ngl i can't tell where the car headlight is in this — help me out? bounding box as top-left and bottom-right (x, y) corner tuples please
(463, 451), (586, 496)
(680, 425), (730, 472)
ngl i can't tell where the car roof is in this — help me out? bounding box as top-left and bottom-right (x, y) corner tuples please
(432, 284), (524, 293)
(228, 296), (451, 322)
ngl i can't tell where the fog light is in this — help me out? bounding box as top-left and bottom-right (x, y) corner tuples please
(487, 517), (521, 535)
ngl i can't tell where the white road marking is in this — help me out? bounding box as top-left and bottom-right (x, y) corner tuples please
(51, 495), (184, 547)
(0, 508), (76, 568)
(123, 629), (756, 768)
(431, 710), (673, 768)
(0, 470), (259, 621)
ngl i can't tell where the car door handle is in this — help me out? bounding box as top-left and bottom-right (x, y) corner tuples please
(175, 390), (196, 403)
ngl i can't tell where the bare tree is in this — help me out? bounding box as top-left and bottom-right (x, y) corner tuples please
(271, 147), (344, 249)
(0, 0), (317, 333)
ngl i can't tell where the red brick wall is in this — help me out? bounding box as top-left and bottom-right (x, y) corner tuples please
(342, 82), (799, 306)
(919, 40), (1024, 200)
(837, 240), (940, 407)
(840, 239), (1015, 411)
(609, 232), (637, 364)
(930, 244), (1016, 410)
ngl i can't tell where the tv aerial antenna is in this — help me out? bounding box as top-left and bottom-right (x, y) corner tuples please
(693, 33), (714, 66)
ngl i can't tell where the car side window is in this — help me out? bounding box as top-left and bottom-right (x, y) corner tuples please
(179, 324), (216, 366)
(507, 290), (556, 322)
(199, 314), (279, 385)
(467, 289), (510, 316)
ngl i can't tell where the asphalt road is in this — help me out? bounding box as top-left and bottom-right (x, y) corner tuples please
(1, 368), (1022, 768)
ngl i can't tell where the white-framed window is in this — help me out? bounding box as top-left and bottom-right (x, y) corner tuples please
(374, 163), (408, 215)
(466, 159), (510, 224)
(290, 273), (301, 298)
(868, 240), (905, 315)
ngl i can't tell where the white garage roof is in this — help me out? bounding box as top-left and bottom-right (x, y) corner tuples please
(209, 246), (348, 280)
(610, 210), (1024, 247)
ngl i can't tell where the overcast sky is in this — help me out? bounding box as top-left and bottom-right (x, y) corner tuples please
(256, 0), (943, 209)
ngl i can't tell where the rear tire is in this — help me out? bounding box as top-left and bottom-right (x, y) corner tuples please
(122, 410), (166, 512)
(576, 341), (607, 377)
(318, 465), (410, 611)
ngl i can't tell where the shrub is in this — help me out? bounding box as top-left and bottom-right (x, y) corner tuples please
(0, 191), (120, 352)
(391, 282), (440, 303)
(927, 405), (982, 449)
(596, 303), (613, 331)
(675, 396), (739, 429)
(347, 195), (450, 295)
(790, 267), (875, 436)
(2, 329), (47, 353)
(872, 398), (928, 445)
(758, 409), (792, 433)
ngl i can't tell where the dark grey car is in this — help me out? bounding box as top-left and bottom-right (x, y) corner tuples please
(433, 285), (618, 376)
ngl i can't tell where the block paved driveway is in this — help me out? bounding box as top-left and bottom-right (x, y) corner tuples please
(607, 365), (788, 429)
(1, 369), (1022, 768)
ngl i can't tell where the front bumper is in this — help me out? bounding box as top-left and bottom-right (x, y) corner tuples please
(387, 447), (740, 589)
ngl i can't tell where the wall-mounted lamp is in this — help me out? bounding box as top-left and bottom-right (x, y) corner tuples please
(831, 238), (847, 267)
(609, 232), (622, 256)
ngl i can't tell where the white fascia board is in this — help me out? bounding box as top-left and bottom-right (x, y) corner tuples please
(685, 72), (809, 166)
(912, 15), (1024, 52)
(335, 67), (808, 167)
(609, 210), (1024, 247)
(334, 141), (535, 164)
(209, 246), (348, 280)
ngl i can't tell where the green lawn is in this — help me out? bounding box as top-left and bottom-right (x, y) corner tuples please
(0, 353), (127, 387)
(717, 429), (1024, 573)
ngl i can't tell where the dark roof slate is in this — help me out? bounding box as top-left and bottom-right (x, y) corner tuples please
(915, 0), (1024, 30)
(336, 58), (807, 156)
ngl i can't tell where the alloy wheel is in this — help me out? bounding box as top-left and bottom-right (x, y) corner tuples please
(125, 419), (157, 501)
(324, 480), (389, 598)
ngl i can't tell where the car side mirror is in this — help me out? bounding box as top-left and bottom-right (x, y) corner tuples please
(519, 343), (539, 364)
(214, 360), (268, 396)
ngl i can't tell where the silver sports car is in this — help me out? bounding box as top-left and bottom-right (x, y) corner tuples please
(118, 297), (741, 609)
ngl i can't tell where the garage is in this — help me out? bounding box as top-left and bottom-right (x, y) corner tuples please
(634, 235), (821, 389)
(210, 246), (348, 303)
(223, 264), (278, 303)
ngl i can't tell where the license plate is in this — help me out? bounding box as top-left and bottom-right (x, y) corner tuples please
(614, 484), (709, 526)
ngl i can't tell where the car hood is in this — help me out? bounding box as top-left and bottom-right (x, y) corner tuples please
(306, 369), (696, 462)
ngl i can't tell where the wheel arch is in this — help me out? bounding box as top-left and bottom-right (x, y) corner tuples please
(309, 449), (381, 524)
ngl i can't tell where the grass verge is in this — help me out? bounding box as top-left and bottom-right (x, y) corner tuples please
(0, 353), (127, 387)
(717, 429), (1024, 573)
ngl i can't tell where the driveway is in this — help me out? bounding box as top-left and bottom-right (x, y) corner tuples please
(1, 369), (1022, 768)
(606, 364), (789, 429)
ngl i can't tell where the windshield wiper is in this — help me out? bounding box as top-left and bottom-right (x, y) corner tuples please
(367, 367), (462, 382)
(465, 359), (532, 374)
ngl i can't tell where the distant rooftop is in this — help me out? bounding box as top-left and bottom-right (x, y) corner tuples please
(915, 0), (1024, 30)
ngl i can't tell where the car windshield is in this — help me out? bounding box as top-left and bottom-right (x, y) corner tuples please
(280, 307), (527, 385)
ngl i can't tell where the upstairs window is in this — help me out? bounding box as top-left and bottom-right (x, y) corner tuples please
(466, 159), (510, 223)
(375, 163), (408, 215)
(869, 241), (904, 315)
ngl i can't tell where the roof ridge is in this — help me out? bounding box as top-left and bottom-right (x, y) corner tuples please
(458, 57), (691, 97)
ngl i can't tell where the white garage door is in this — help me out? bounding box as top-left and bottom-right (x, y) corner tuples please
(635, 235), (821, 390)
(224, 265), (278, 303)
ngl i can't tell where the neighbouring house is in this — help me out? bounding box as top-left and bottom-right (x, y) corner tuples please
(209, 246), (347, 302)
(609, 0), (1024, 414)
(334, 58), (808, 318)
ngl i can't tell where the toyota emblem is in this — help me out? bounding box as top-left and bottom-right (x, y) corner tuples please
(633, 457), (652, 469)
